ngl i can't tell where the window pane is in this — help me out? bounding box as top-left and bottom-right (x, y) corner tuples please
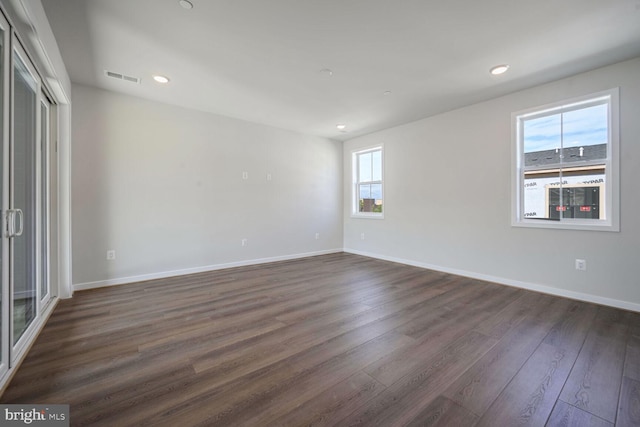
(562, 103), (607, 164)
(560, 166), (605, 219)
(371, 183), (382, 200)
(372, 150), (382, 181)
(359, 152), (372, 182)
(523, 170), (562, 220)
(371, 183), (382, 213)
(561, 186), (601, 219)
(523, 114), (561, 167)
(360, 184), (382, 213)
(523, 167), (605, 220)
(13, 52), (38, 344)
(359, 184), (371, 200)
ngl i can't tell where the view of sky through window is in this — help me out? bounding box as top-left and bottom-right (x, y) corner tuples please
(523, 103), (607, 153)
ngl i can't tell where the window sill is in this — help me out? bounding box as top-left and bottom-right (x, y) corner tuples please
(351, 213), (384, 220)
(512, 219), (619, 232)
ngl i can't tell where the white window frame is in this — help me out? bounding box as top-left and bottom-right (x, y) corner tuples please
(511, 88), (619, 232)
(352, 145), (384, 219)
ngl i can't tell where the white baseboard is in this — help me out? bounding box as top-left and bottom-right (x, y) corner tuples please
(345, 248), (640, 313)
(73, 247), (640, 313)
(73, 248), (344, 292)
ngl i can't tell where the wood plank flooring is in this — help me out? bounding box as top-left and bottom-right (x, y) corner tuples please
(1, 253), (638, 426)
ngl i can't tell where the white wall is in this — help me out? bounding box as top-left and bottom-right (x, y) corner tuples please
(72, 84), (342, 288)
(344, 57), (640, 310)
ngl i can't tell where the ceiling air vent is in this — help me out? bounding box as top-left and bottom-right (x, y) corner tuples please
(104, 70), (141, 84)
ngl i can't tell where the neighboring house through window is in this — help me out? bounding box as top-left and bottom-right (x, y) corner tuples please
(352, 146), (383, 218)
(512, 88), (619, 231)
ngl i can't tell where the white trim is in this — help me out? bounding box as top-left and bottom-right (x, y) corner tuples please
(73, 249), (343, 291)
(350, 212), (385, 220)
(344, 248), (640, 313)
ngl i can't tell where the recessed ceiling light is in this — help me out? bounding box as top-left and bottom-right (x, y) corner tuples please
(153, 75), (170, 84)
(179, 0), (194, 9)
(336, 124), (346, 130)
(383, 91), (392, 95)
(490, 64), (510, 75)
(320, 68), (333, 76)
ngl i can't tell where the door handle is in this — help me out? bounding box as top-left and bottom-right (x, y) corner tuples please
(5, 209), (24, 238)
(15, 209), (23, 237)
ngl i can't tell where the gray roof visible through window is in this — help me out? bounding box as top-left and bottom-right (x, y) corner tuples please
(524, 143), (606, 167)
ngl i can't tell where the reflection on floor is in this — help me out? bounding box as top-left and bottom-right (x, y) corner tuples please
(12, 297), (34, 344)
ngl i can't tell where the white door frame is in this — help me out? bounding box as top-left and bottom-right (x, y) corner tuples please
(0, 6), (11, 384)
(9, 34), (43, 363)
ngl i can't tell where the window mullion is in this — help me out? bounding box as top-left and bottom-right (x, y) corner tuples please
(559, 110), (564, 220)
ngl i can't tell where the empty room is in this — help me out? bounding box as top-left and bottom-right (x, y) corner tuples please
(0, 0), (639, 425)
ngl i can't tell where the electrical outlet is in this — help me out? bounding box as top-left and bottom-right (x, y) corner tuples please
(242, 171), (248, 180)
(266, 173), (272, 181)
(107, 250), (116, 260)
(241, 238), (248, 247)
(315, 233), (320, 240)
(575, 259), (586, 271)
(360, 232), (365, 240)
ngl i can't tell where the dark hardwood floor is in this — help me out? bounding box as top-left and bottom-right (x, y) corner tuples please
(2, 253), (639, 426)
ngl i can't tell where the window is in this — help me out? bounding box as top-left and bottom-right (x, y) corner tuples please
(352, 146), (383, 218)
(512, 88), (619, 231)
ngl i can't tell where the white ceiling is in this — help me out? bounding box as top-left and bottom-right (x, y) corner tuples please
(42, 0), (640, 141)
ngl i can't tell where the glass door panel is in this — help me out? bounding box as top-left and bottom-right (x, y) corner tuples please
(0, 13), (7, 378)
(11, 48), (38, 347)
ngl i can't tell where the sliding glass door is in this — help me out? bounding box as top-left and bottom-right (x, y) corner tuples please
(0, 6), (56, 388)
(11, 43), (39, 351)
(0, 8), (55, 381)
(0, 10), (8, 382)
